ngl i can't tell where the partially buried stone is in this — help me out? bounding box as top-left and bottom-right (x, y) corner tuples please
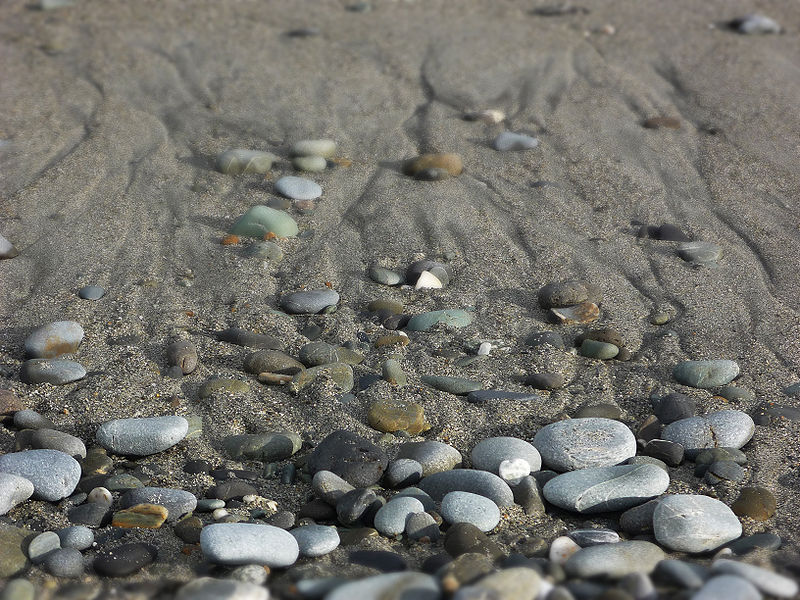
(292, 155), (327, 172)
(325, 573), (440, 600)
(568, 528), (620, 546)
(244, 350), (304, 374)
(112, 504), (168, 528)
(166, 340), (198, 374)
(78, 285), (105, 300)
(290, 363), (353, 393)
(418, 469), (514, 506)
(550, 302), (600, 325)
(533, 418), (636, 471)
(27, 531), (60, 564)
(382, 359), (407, 386)
(275, 175), (322, 200)
(201, 523), (299, 567)
(493, 131), (539, 151)
(406, 511), (440, 541)
(692, 575), (761, 600)
(525, 372), (566, 390)
(538, 281), (592, 308)
(643, 117), (681, 130)
(307, 430), (388, 487)
(0, 233), (19, 259)
(403, 153), (463, 177)
(243, 241), (283, 261)
(67, 502), (111, 527)
(651, 392), (696, 424)
(653, 494), (742, 553)
(734, 14), (781, 34)
(216, 149), (276, 175)
(406, 309), (472, 331)
(290, 139), (337, 158)
(93, 543), (157, 577)
(368, 397), (429, 435)
(565, 541), (664, 578)
(216, 327), (281, 350)
(731, 486), (776, 521)
(20, 359), (85, 385)
(678, 241), (722, 264)
(673, 360), (739, 388)
(198, 378), (249, 399)
(369, 266), (403, 285)
(280, 289), (339, 314)
(229, 205), (299, 238)
(579, 339), (619, 360)
(119, 487), (196, 522)
(421, 375), (481, 395)
(223, 431), (300, 461)
(704, 461), (745, 485)
(0, 449), (79, 501)
(25, 321), (84, 358)
(96, 416), (188, 456)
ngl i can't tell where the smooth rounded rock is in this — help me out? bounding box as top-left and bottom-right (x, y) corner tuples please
(568, 528), (620, 547)
(493, 131), (539, 151)
(384, 459), (423, 488)
(290, 139), (336, 158)
(538, 281), (591, 308)
(43, 547), (83, 578)
(369, 265), (403, 285)
(565, 541), (665, 578)
(96, 416), (188, 456)
(0, 473), (34, 515)
(459, 567), (541, 599)
(56, 526), (93, 550)
(201, 523), (299, 567)
(307, 430), (388, 487)
(418, 469), (514, 506)
(662, 410), (754, 457)
(78, 285), (105, 300)
(166, 341), (198, 374)
(280, 289), (339, 314)
(471, 437), (542, 475)
(325, 572), (440, 600)
(275, 175), (322, 200)
(31, 429), (86, 459)
(119, 487), (196, 522)
(653, 495), (742, 553)
(27, 531), (60, 563)
(0, 233), (19, 259)
(406, 309), (472, 331)
(290, 525), (340, 557)
(368, 397), (429, 435)
(678, 241), (722, 264)
(93, 542), (157, 576)
(0, 450), (80, 501)
(693, 575), (761, 600)
(229, 205), (299, 238)
(292, 155), (327, 172)
(396, 441), (462, 476)
(374, 496), (425, 536)
(731, 487), (776, 521)
(0, 579), (35, 600)
(441, 491), (500, 532)
(176, 577), (268, 600)
(20, 359), (85, 385)
(421, 375), (481, 395)
(13, 409), (54, 430)
(216, 149), (277, 175)
(735, 14), (781, 34)
(533, 418), (636, 472)
(403, 153), (463, 177)
(24, 321), (84, 359)
(673, 360), (739, 388)
(713, 559), (797, 598)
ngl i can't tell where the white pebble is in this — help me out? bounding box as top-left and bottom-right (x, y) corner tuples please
(88, 487), (112, 506)
(477, 342), (492, 356)
(498, 458), (531, 485)
(549, 535), (581, 565)
(415, 271), (442, 290)
(213, 508), (229, 520)
(464, 109), (505, 124)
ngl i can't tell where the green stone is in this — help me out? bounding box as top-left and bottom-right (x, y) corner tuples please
(579, 339), (619, 360)
(290, 363), (354, 393)
(198, 378), (250, 399)
(223, 432), (302, 461)
(406, 309), (473, 331)
(382, 359), (407, 386)
(336, 347), (365, 365)
(216, 149), (277, 175)
(368, 299), (404, 314)
(292, 155), (327, 172)
(105, 473), (144, 491)
(0, 526), (29, 578)
(185, 414), (203, 439)
(731, 486), (776, 521)
(243, 350), (304, 375)
(229, 205), (299, 238)
(673, 360), (739, 388)
(421, 375), (482, 395)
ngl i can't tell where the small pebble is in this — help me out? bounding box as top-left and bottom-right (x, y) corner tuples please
(493, 131), (539, 151)
(78, 285), (105, 300)
(216, 149), (277, 174)
(275, 175), (322, 200)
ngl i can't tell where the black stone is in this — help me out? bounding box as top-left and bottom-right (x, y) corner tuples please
(655, 224), (692, 242)
(208, 480), (258, 501)
(266, 511), (296, 530)
(307, 430), (388, 487)
(643, 439), (685, 466)
(183, 459), (211, 474)
(726, 533), (782, 555)
(525, 373), (565, 390)
(297, 499), (337, 521)
(444, 523), (504, 560)
(651, 393), (696, 424)
(93, 543), (157, 577)
(210, 468), (259, 480)
(349, 550), (407, 573)
(68, 502), (112, 527)
(619, 499), (659, 535)
(336, 488), (380, 527)
(752, 402), (800, 425)
(703, 460), (746, 485)
(173, 516), (202, 544)
(422, 553), (452, 574)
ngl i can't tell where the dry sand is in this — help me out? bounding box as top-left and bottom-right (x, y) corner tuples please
(1, 0), (799, 595)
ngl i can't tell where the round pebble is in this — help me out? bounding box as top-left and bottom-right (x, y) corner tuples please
(735, 14), (781, 34)
(43, 548), (83, 578)
(493, 131), (539, 151)
(176, 577), (268, 600)
(290, 524), (340, 557)
(292, 155), (327, 172)
(661, 410), (754, 457)
(693, 575), (761, 600)
(27, 531), (60, 563)
(77, 285), (104, 300)
(280, 289), (339, 314)
(24, 321), (84, 358)
(374, 496), (425, 536)
(96, 416), (188, 456)
(290, 139), (336, 158)
(216, 149), (276, 174)
(229, 205), (299, 238)
(565, 541), (665, 578)
(653, 494), (743, 553)
(418, 469), (514, 507)
(93, 542), (157, 576)
(119, 487), (197, 522)
(471, 436), (542, 474)
(56, 526), (93, 550)
(0, 473), (34, 515)
(275, 175), (322, 200)
(201, 523), (299, 567)
(678, 241), (722, 264)
(533, 418), (636, 471)
(673, 360), (739, 388)
(20, 359), (86, 385)
(0, 449), (80, 501)
(441, 491), (500, 532)
(713, 559), (798, 598)
(307, 430), (388, 487)
(395, 440), (462, 476)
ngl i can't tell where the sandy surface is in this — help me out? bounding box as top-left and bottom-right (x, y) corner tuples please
(1, 0), (799, 595)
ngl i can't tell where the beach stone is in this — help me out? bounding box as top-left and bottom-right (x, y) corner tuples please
(403, 153), (463, 177)
(457, 567), (541, 599)
(244, 350), (304, 375)
(27, 531), (60, 564)
(467, 389), (541, 404)
(653, 494), (742, 552)
(674, 360), (739, 388)
(173, 516), (202, 544)
(0, 233), (19, 259)
(96, 415), (188, 456)
(105, 474), (143, 491)
(0, 389), (24, 416)
(119, 487), (196, 522)
(493, 131), (539, 151)
(0, 473), (34, 515)
(229, 205), (299, 238)
(244, 240), (283, 261)
(653, 559), (708, 589)
(78, 285), (104, 300)
(574, 403), (622, 420)
(166, 341), (198, 374)
(731, 487), (776, 521)
(662, 410), (754, 457)
(418, 469), (514, 506)
(568, 528), (620, 546)
(216, 149), (276, 174)
(444, 522), (504, 559)
(384, 459), (423, 488)
(209, 480), (257, 501)
(291, 524), (339, 557)
(113, 504), (168, 528)
(20, 359), (85, 385)
(693, 575), (761, 600)
(471, 437), (541, 475)
(280, 289), (339, 314)
(348, 550), (408, 573)
(201, 523), (299, 567)
(396, 440), (462, 476)
(275, 175), (322, 200)
(651, 392), (696, 424)
(176, 577), (268, 600)
(67, 502), (111, 527)
(735, 14), (781, 34)
(0, 527), (29, 579)
(199, 378), (250, 399)
(374, 496), (425, 536)
(643, 117), (682, 130)
(579, 339), (619, 360)
(511, 476), (546, 516)
(565, 541), (664, 578)
(382, 358), (407, 386)
(56, 526), (93, 550)
(0, 449), (79, 501)
(678, 241), (722, 264)
(369, 266), (403, 285)
(526, 372), (565, 390)
(538, 281), (590, 308)
(0, 579), (35, 600)
(216, 327), (281, 350)
(290, 363), (353, 393)
(30, 429), (86, 458)
(441, 491), (500, 532)
(368, 397), (430, 435)
(550, 303), (600, 325)
(704, 460), (745, 484)
(406, 512), (440, 542)
(307, 430), (388, 487)
(325, 572), (439, 600)
(311, 470), (355, 504)
(298, 341), (338, 366)
(24, 321), (84, 359)
(421, 375), (481, 395)
(719, 386), (754, 402)
(713, 559), (798, 598)
(406, 260), (453, 286)
(543, 464), (669, 513)
(336, 488), (382, 526)
(497, 459), (531, 485)
(727, 533), (782, 555)
(93, 542), (157, 576)
(43, 548), (83, 578)
(406, 309), (472, 331)
(290, 139), (336, 158)
(642, 439), (684, 466)
(292, 155), (327, 172)
(533, 418), (636, 471)
(394, 487), (435, 512)
(223, 431), (300, 461)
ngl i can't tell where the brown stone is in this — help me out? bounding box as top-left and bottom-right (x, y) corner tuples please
(643, 116), (681, 130)
(368, 397), (430, 435)
(731, 486), (777, 521)
(375, 335), (409, 348)
(112, 504), (168, 529)
(257, 372), (294, 385)
(550, 302), (600, 324)
(402, 153), (463, 177)
(0, 389), (23, 415)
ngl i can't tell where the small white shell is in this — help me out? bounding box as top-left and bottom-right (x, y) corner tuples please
(415, 270), (443, 290)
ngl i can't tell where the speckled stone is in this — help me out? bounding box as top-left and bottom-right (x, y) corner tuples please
(713, 559), (798, 598)
(96, 416), (188, 456)
(326, 572), (440, 600)
(532, 418), (636, 472)
(692, 575), (761, 600)
(565, 541), (665, 578)
(24, 321), (84, 358)
(307, 430), (388, 487)
(201, 523), (299, 567)
(654, 495), (742, 553)
(441, 491), (500, 532)
(119, 487), (196, 522)
(661, 410), (754, 457)
(275, 176), (322, 200)
(290, 139), (337, 158)
(20, 359), (86, 385)
(374, 496), (425, 536)
(56, 526), (93, 550)
(0, 473), (34, 515)
(280, 289), (339, 314)
(93, 543), (157, 577)
(175, 577), (268, 600)
(43, 548), (83, 578)
(493, 131), (539, 151)
(418, 469), (514, 507)
(405, 309), (472, 331)
(290, 525), (340, 557)
(470, 437), (542, 474)
(396, 441), (462, 476)
(0, 450), (80, 501)
(673, 360), (739, 388)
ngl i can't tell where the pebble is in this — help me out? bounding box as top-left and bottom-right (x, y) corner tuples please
(201, 523), (299, 567)
(464, 109), (505, 124)
(653, 494), (742, 553)
(406, 511), (440, 541)
(418, 469), (514, 506)
(704, 460), (745, 484)
(229, 205), (299, 238)
(325, 572), (440, 600)
(30, 428), (86, 458)
(290, 362), (353, 393)
(396, 440), (462, 476)
(402, 153), (463, 177)
(78, 285), (105, 300)
(223, 431), (301, 461)
(550, 302), (600, 324)
(0, 450), (80, 501)
(290, 525), (340, 557)
(369, 265), (403, 285)
(175, 577), (268, 600)
(382, 358), (407, 386)
(43, 548), (83, 578)
(119, 487), (197, 522)
(579, 339), (619, 360)
(735, 14), (781, 34)
(374, 496), (425, 536)
(166, 341), (198, 374)
(525, 330), (566, 349)
(96, 415), (188, 456)
(653, 559), (708, 589)
(244, 240), (283, 261)
(661, 410), (754, 457)
(470, 436), (542, 475)
(93, 542), (157, 576)
(66, 502), (111, 527)
(88, 486), (113, 505)
(543, 463), (669, 513)
(27, 531), (61, 563)
(0, 233), (19, 259)
(20, 359), (86, 385)
(673, 360), (739, 388)
(199, 378), (250, 398)
(533, 418), (636, 471)
(651, 392), (696, 424)
(216, 327), (281, 350)
(368, 397), (430, 435)
(493, 131), (539, 151)
(727, 533), (781, 555)
(550, 536), (582, 565)
(568, 528), (620, 547)
(311, 469), (355, 504)
(113, 503), (169, 528)
(712, 559), (798, 598)
(290, 139), (337, 158)
(444, 522), (504, 559)
(678, 241), (722, 264)
(244, 349), (304, 374)
(24, 321), (84, 358)
(56, 526), (93, 550)
(384, 459), (423, 489)
(692, 575), (761, 600)
(216, 149), (277, 174)
(0, 473), (34, 515)
(731, 486), (776, 521)
(307, 430), (388, 486)
(441, 491), (500, 532)
(457, 567), (541, 599)
(421, 375), (482, 395)
(292, 155), (327, 172)
(406, 309), (472, 331)
(0, 580), (34, 600)
(280, 289), (339, 314)
(275, 175), (322, 200)
(565, 541), (665, 578)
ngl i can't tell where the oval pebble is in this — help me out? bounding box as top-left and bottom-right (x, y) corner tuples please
(275, 175), (322, 200)
(27, 531), (60, 563)
(176, 578), (268, 600)
(44, 547), (83, 578)
(678, 241), (722, 264)
(290, 139), (336, 158)
(325, 572), (440, 600)
(693, 575), (761, 600)
(78, 285), (104, 300)
(374, 496), (425, 536)
(292, 154), (327, 172)
(653, 494), (742, 553)
(229, 205), (299, 238)
(405, 309), (472, 331)
(24, 321), (84, 358)
(31, 429), (86, 459)
(307, 430), (388, 487)
(493, 131), (539, 151)
(290, 525), (340, 557)
(96, 416), (188, 456)
(384, 459), (423, 489)
(418, 469), (514, 506)
(216, 149), (276, 175)
(471, 437), (542, 474)
(201, 523), (299, 567)
(396, 440), (462, 477)
(0, 472), (35, 515)
(166, 341), (198, 374)
(568, 528), (620, 547)
(402, 153), (463, 177)
(56, 526), (94, 550)
(712, 559), (798, 598)
(565, 541), (665, 579)
(93, 542), (157, 576)
(0, 449), (80, 501)
(441, 491), (500, 532)
(20, 359), (86, 385)
(673, 360), (739, 388)
(662, 410), (754, 457)
(280, 289), (339, 314)
(533, 418), (636, 471)
(119, 487), (197, 522)
(498, 458), (531, 485)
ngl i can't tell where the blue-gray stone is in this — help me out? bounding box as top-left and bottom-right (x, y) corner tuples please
(653, 495), (742, 553)
(470, 437), (542, 474)
(441, 491), (500, 532)
(43, 548), (83, 578)
(736, 14), (781, 34)
(565, 541), (665, 578)
(662, 410), (754, 457)
(78, 285), (105, 300)
(394, 487), (436, 511)
(20, 359), (86, 385)
(196, 499), (225, 512)
(280, 289), (339, 314)
(532, 418), (636, 472)
(405, 309), (472, 331)
(175, 577), (268, 600)
(654, 559), (709, 589)
(396, 441), (462, 476)
(493, 132), (539, 151)
(678, 241), (722, 264)
(568, 528), (621, 547)
(96, 416), (188, 456)
(712, 559), (798, 598)
(0, 473), (34, 515)
(421, 375), (481, 395)
(418, 469), (514, 506)
(24, 321), (84, 358)
(275, 175), (322, 200)
(384, 459), (423, 488)
(0, 450), (80, 501)
(201, 523), (299, 567)
(13, 409), (54, 430)
(56, 526), (93, 550)
(31, 429), (86, 459)
(543, 464), (669, 513)
(119, 487), (196, 522)
(673, 360), (739, 388)
(374, 496), (425, 536)
(693, 575), (761, 600)
(466, 390), (541, 404)
(290, 525), (340, 557)
(324, 572), (440, 600)
(27, 531), (60, 563)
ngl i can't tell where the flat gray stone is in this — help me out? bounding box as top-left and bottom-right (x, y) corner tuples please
(374, 496), (425, 536)
(275, 175), (322, 200)
(673, 360), (739, 388)
(369, 265), (403, 285)
(565, 541), (665, 578)
(678, 241), (722, 264)
(24, 321), (83, 358)
(201, 523), (299, 567)
(43, 547), (83, 578)
(176, 577), (268, 600)
(456, 567), (541, 599)
(20, 359), (85, 385)
(693, 575), (762, 600)
(119, 487), (196, 522)
(78, 285), (105, 300)
(543, 464), (669, 513)
(325, 572), (440, 600)
(654, 495), (742, 553)
(396, 441), (462, 476)
(96, 416), (188, 456)
(418, 469), (514, 507)
(394, 487), (435, 511)
(736, 14), (781, 34)
(470, 437), (542, 474)
(712, 559), (798, 598)
(0, 473), (34, 515)
(533, 418), (636, 471)
(421, 375), (481, 395)
(13, 409), (54, 430)
(280, 289), (339, 314)
(406, 511), (440, 541)
(441, 491), (500, 532)
(56, 526), (93, 551)
(405, 309), (472, 331)
(662, 410), (754, 457)
(0, 450), (80, 501)
(290, 525), (340, 557)
(0, 232), (19, 259)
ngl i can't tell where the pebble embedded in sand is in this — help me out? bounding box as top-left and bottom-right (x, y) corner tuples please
(290, 139), (337, 158)
(678, 241), (722, 264)
(369, 265), (403, 285)
(402, 153), (463, 177)
(292, 155), (327, 172)
(367, 397), (430, 435)
(20, 359), (86, 385)
(216, 149), (277, 175)
(78, 285), (105, 300)
(166, 340), (198, 374)
(405, 309), (472, 331)
(550, 302), (600, 324)
(374, 496), (425, 536)
(93, 543), (157, 577)
(275, 175), (322, 200)
(643, 117), (681, 130)
(24, 321), (84, 359)
(734, 14), (781, 34)
(229, 205), (299, 238)
(673, 359), (740, 388)
(463, 109), (505, 124)
(280, 289), (340, 314)
(493, 131), (539, 151)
